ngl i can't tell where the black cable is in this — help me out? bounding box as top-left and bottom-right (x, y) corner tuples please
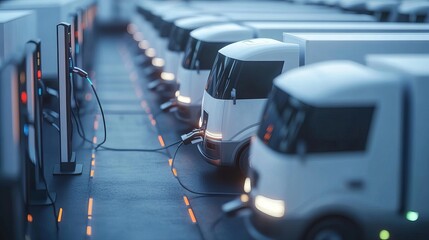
(98, 139), (182, 152)
(86, 79), (106, 150)
(26, 121), (59, 231)
(39, 162), (59, 231)
(71, 109), (93, 145)
(170, 143), (241, 197)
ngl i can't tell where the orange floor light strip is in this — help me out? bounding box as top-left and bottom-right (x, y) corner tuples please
(88, 198), (93, 216)
(188, 208), (197, 223)
(172, 168), (178, 177)
(183, 196), (190, 206)
(158, 135), (165, 147)
(86, 226), (92, 236)
(90, 170), (95, 177)
(91, 160), (95, 166)
(168, 159), (173, 166)
(57, 208), (63, 222)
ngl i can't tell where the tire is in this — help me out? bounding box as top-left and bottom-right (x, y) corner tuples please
(237, 145), (250, 175)
(304, 217), (361, 240)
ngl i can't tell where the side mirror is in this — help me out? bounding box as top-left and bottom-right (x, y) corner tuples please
(231, 88), (237, 105)
(297, 139), (307, 162)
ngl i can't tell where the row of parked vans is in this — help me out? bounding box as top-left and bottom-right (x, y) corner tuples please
(131, 1), (428, 239)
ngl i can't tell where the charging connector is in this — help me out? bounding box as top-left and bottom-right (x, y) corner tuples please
(72, 67), (88, 78)
(222, 196), (249, 217)
(181, 129), (204, 145)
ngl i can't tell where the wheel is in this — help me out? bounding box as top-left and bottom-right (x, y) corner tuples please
(237, 145), (250, 175)
(304, 217), (361, 240)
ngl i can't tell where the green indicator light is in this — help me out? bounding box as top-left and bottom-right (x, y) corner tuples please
(379, 229), (390, 240)
(406, 211), (419, 221)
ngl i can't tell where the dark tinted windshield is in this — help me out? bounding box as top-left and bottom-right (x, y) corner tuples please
(182, 37), (231, 70)
(160, 21), (173, 37)
(206, 53), (283, 100)
(258, 86), (375, 154)
(168, 26), (191, 52)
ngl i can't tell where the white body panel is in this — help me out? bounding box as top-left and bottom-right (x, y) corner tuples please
(367, 54), (429, 216)
(0, 0), (88, 78)
(0, 63), (20, 180)
(283, 33), (429, 66)
(163, 51), (183, 78)
(0, 11), (36, 65)
(176, 66), (210, 108)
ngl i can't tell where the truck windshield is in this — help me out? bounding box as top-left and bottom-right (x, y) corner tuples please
(258, 86), (375, 154)
(182, 37), (231, 70)
(205, 53), (283, 100)
(160, 21), (174, 38)
(168, 26), (191, 52)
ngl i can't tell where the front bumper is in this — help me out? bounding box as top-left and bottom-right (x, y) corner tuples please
(244, 193), (307, 240)
(175, 104), (200, 127)
(197, 138), (241, 167)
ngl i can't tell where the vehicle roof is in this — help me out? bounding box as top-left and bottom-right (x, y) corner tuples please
(175, 15), (229, 30)
(275, 60), (400, 106)
(246, 21), (429, 32)
(0, 10), (32, 23)
(218, 38), (296, 61)
(190, 23), (253, 42)
(283, 32), (429, 41)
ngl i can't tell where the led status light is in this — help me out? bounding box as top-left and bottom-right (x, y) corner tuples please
(21, 91), (28, 104)
(406, 211), (419, 221)
(379, 230), (390, 240)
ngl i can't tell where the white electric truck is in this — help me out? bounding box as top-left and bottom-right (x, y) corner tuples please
(243, 56), (429, 240)
(198, 34), (429, 169)
(175, 22), (429, 125)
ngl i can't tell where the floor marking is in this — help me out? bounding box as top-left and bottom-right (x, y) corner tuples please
(188, 208), (197, 223)
(183, 196), (190, 206)
(86, 226), (92, 236)
(57, 208), (63, 222)
(88, 198), (93, 216)
(158, 135), (165, 147)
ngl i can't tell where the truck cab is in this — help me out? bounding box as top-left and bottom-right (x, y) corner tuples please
(245, 58), (429, 240)
(198, 38), (299, 167)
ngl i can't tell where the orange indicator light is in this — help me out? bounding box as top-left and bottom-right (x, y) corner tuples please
(27, 214), (33, 223)
(183, 196), (190, 206)
(88, 198), (93, 216)
(58, 208), (63, 222)
(188, 208), (197, 223)
(158, 135), (165, 147)
(86, 226), (92, 236)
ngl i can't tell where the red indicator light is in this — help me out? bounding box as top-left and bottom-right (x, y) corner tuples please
(21, 91), (27, 104)
(37, 70), (42, 79)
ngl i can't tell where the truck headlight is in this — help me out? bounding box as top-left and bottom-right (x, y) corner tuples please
(152, 58), (165, 67)
(177, 95), (191, 104)
(161, 72), (175, 81)
(205, 130), (222, 140)
(244, 177), (251, 193)
(255, 195), (285, 218)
